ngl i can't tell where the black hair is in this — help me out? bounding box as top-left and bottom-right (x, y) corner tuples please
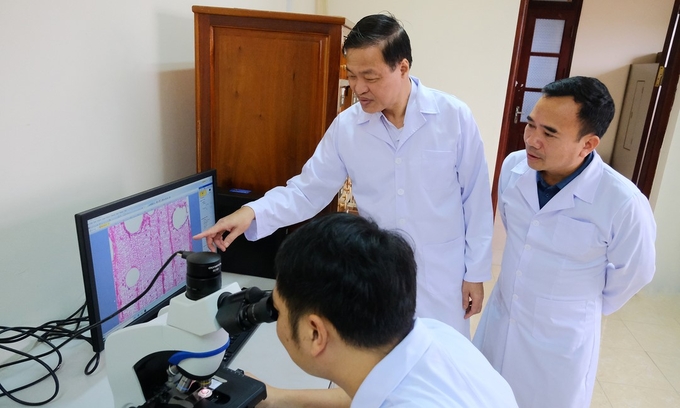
(542, 76), (615, 138)
(343, 13), (413, 69)
(274, 212), (416, 349)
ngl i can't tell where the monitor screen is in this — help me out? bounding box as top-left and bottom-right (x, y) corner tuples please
(75, 170), (217, 352)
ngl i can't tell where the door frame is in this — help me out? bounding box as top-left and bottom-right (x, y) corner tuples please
(492, 0), (530, 211)
(632, 0), (680, 197)
(493, 0), (680, 209)
(507, 2), (582, 156)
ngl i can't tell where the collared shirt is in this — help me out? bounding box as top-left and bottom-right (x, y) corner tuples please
(352, 318), (517, 407)
(536, 152), (594, 208)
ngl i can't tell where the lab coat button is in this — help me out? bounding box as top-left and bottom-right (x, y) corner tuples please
(532, 220), (539, 226)
(397, 188), (404, 195)
(510, 319), (516, 324)
(395, 158), (402, 164)
(516, 270), (522, 276)
(399, 218), (406, 225)
(513, 294), (518, 301)
(524, 244), (531, 250)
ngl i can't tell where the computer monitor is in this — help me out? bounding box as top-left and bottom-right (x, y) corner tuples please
(75, 170), (217, 352)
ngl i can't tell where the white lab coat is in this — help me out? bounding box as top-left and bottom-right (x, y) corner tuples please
(473, 150), (656, 408)
(245, 77), (493, 336)
(353, 318), (518, 408)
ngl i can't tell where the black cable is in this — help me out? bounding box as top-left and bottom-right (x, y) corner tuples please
(0, 250), (183, 406)
(65, 250), (183, 346)
(0, 331), (61, 405)
(0, 314), (92, 404)
(83, 352), (100, 375)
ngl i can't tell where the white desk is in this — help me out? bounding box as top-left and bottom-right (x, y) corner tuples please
(0, 273), (330, 407)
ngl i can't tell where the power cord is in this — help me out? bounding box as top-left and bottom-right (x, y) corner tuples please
(0, 250), (183, 406)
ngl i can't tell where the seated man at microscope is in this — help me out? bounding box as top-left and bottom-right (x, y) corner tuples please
(256, 212), (517, 407)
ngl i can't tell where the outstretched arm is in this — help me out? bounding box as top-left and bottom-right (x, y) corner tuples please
(256, 386), (351, 408)
(193, 206), (255, 252)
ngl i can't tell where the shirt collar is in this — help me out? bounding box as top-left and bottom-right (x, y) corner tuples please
(536, 151), (594, 189)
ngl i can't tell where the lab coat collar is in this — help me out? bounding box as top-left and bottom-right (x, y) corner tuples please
(512, 150), (603, 214)
(511, 158), (540, 212)
(351, 318), (430, 407)
(568, 150), (602, 205)
(355, 76), (434, 149)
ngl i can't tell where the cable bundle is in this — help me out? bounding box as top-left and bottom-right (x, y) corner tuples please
(0, 304), (97, 405)
(0, 250), (183, 406)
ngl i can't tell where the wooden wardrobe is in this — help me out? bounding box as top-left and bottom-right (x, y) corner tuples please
(193, 6), (354, 196)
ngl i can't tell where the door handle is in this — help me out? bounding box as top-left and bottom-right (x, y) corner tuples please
(514, 106), (523, 124)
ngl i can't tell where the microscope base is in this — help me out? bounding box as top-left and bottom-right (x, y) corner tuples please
(141, 368), (266, 408)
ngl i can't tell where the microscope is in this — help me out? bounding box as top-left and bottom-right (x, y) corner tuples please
(106, 251), (278, 408)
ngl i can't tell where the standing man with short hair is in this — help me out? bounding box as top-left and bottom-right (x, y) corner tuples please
(195, 13), (494, 337)
(258, 212), (517, 408)
(473, 76), (656, 407)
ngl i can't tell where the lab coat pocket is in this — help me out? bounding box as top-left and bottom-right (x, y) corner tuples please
(552, 215), (596, 258)
(419, 237), (465, 291)
(532, 297), (586, 354)
(421, 150), (456, 190)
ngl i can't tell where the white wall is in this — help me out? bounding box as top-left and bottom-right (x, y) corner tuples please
(0, 0), (315, 328)
(570, 0), (675, 163)
(647, 89), (680, 294)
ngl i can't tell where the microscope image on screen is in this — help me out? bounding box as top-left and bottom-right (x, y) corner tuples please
(110, 198), (193, 323)
(75, 170), (219, 353)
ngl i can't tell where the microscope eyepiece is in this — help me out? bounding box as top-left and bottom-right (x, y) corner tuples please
(216, 287), (278, 335)
(241, 294), (278, 330)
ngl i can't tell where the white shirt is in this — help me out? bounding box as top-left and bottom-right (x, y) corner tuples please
(245, 78), (494, 336)
(353, 318), (518, 407)
(473, 150), (656, 407)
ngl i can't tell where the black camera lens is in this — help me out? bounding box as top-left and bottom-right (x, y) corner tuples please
(185, 252), (222, 300)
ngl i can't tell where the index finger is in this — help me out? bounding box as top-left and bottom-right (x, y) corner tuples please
(193, 227), (215, 241)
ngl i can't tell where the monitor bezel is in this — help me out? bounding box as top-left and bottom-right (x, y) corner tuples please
(74, 169), (217, 352)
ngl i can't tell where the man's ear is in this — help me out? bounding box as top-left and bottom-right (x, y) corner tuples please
(581, 134), (600, 156)
(399, 58), (410, 77)
(306, 314), (329, 358)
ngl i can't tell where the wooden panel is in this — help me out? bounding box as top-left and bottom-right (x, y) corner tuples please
(192, 5), (347, 25)
(193, 8), (351, 194)
(211, 28), (328, 191)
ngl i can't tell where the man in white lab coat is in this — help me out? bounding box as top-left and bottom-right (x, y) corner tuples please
(473, 76), (656, 408)
(195, 13), (494, 337)
(256, 212), (517, 408)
